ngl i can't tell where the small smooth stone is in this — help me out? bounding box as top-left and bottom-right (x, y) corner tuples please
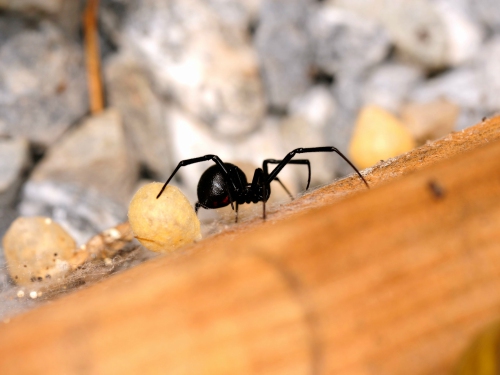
(128, 183), (202, 253)
(349, 105), (416, 169)
(401, 98), (459, 144)
(3, 217), (77, 286)
(105, 54), (172, 180)
(362, 62), (424, 113)
(0, 138), (30, 207)
(309, 5), (390, 76)
(0, 18), (87, 147)
(254, 0), (312, 109)
(123, 0), (265, 137)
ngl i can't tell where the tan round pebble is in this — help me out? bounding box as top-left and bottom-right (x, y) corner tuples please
(3, 216), (77, 286)
(401, 98), (459, 144)
(128, 182), (202, 253)
(349, 105), (416, 169)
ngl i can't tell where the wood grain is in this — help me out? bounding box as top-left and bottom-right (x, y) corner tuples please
(0, 118), (499, 375)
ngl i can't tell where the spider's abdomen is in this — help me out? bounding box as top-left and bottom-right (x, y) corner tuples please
(197, 163), (247, 209)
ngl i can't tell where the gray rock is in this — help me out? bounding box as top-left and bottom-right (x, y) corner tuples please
(100, 0), (132, 47)
(0, 0), (62, 14)
(0, 1), (84, 39)
(455, 108), (492, 131)
(0, 138), (23, 260)
(309, 5), (391, 76)
(0, 19), (88, 147)
(53, 0), (85, 39)
(333, 0), (483, 70)
(20, 110), (139, 244)
(362, 62), (424, 113)
(122, 0), (265, 138)
(255, 0), (313, 109)
(0, 207), (19, 245)
(475, 36), (500, 114)
(0, 138), (30, 207)
(410, 67), (482, 110)
(105, 54), (172, 180)
(409, 36), (500, 130)
(285, 85), (338, 186)
(431, 0), (484, 65)
(472, 0), (500, 32)
(411, 35), (500, 117)
(409, 67), (490, 131)
(288, 85), (337, 128)
(205, 0), (262, 34)
(328, 75), (364, 176)
(30, 109), (139, 205)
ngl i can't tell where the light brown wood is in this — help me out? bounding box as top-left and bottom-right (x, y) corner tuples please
(0, 118), (500, 375)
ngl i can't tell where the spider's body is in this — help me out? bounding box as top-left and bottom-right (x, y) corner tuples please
(196, 163), (270, 209)
(157, 147), (369, 221)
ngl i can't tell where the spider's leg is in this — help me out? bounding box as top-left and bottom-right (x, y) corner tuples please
(250, 168), (268, 220)
(262, 178), (267, 221)
(266, 147), (369, 189)
(194, 202), (202, 215)
(234, 202), (239, 223)
(273, 177), (293, 200)
(156, 154), (235, 209)
(264, 159), (311, 191)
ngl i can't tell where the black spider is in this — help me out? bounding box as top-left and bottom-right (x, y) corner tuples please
(156, 147), (369, 221)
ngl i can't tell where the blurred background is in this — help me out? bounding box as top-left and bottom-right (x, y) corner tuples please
(0, 0), (499, 306)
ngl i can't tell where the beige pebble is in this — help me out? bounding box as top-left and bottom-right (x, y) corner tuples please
(128, 182), (202, 253)
(349, 105), (416, 169)
(3, 217), (77, 286)
(401, 98), (459, 145)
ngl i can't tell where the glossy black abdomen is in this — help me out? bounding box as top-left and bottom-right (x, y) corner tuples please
(197, 163), (247, 209)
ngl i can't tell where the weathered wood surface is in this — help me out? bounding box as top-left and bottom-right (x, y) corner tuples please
(0, 117), (499, 375)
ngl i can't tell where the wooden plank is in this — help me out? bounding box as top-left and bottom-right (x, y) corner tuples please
(0, 118), (499, 374)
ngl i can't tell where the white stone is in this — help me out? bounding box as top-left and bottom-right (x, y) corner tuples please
(122, 0), (265, 137)
(476, 36), (500, 114)
(0, 138), (30, 207)
(20, 110), (139, 244)
(0, 19), (87, 146)
(206, 0), (263, 32)
(288, 86), (337, 129)
(362, 62), (424, 113)
(0, 0), (62, 14)
(30, 110), (138, 204)
(472, 0), (500, 32)
(105, 53), (172, 180)
(410, 68), (482, 110)
(309, 5), (390, 75)
(433, 0), (483, 66)
(255, 0), (312, 108)
(332, 0), (483, 69)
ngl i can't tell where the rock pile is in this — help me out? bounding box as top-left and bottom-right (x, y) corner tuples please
(0, 0), (499, 251)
